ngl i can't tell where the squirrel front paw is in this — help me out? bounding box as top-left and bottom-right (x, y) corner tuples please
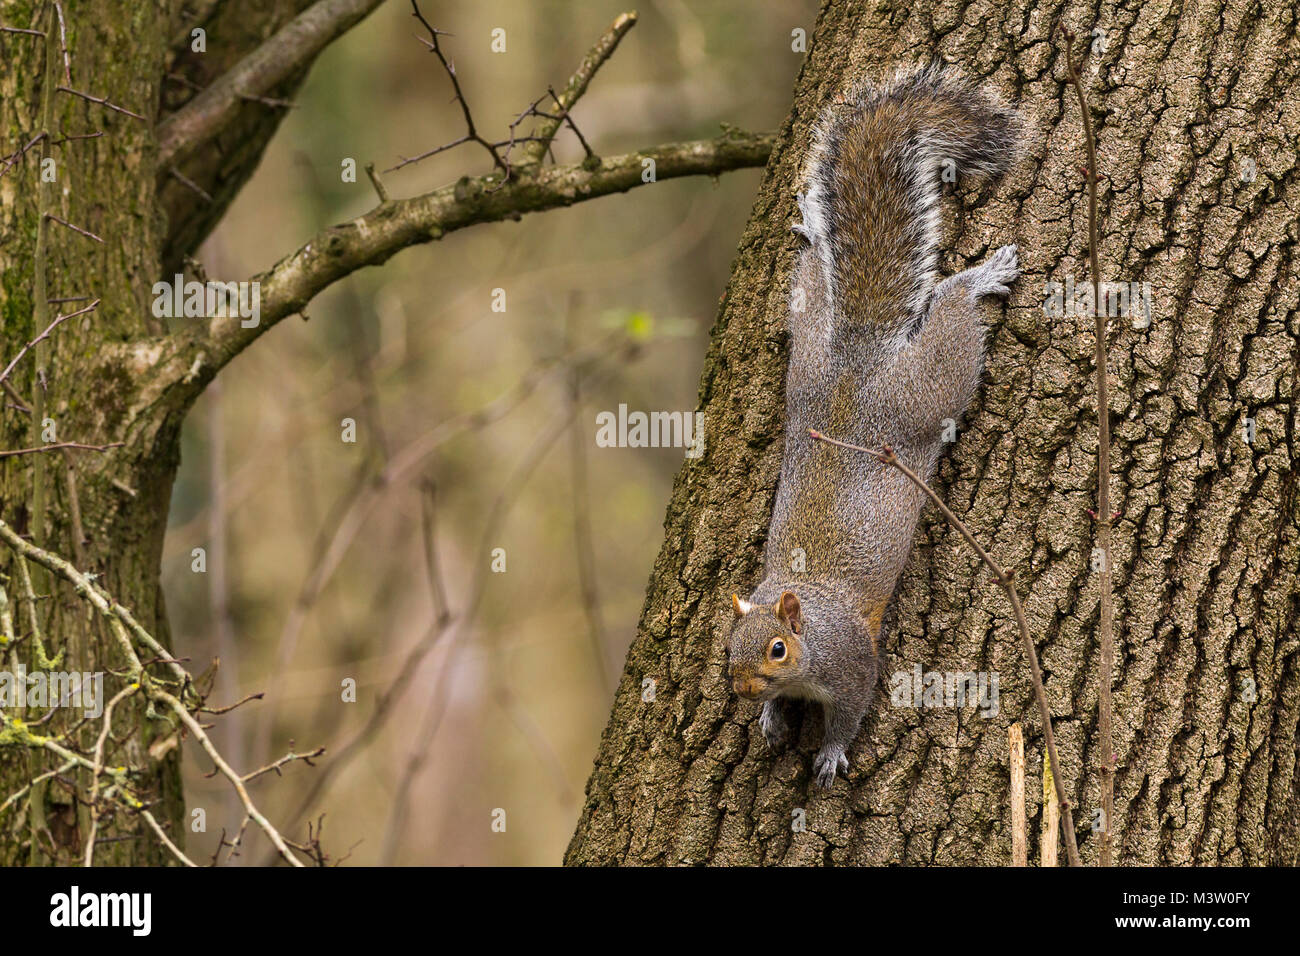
(812, 744), (849, 789)
(758, 700), (791, 752)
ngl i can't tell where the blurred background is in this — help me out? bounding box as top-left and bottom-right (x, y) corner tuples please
(161, 0), (807, 864)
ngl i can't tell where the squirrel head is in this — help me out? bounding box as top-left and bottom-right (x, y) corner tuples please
(725, 591), (807, 700)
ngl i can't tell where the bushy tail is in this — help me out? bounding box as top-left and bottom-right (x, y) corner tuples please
(795, 63), (1020, 346)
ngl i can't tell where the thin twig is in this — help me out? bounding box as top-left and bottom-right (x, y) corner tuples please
(1009, 722), (1026, 866)
(168, 166), (213, 203)
(405, 0), (505, 174)
(56, 86), (146, 120)
(566, 307), (610, 694)
(0, 299), (98, 388)
(418, 481), (451, 627)
(242, 747), (326, 784)
(50, 130), (102, 146)
(0, 131), (47, 178)
(44, 213), (103, 243)
(84, 684), (140, 866)
(0, 441), (123, 460)
(52, 2), (71, 86)
(809, 430), (1083, 867)
(547, 86), (595, 160)
(1063, 27), (1115, 868)
(235, 91), (295, 109)
(363, 162), (388, 202)
(524, 12), (637, 164)
(139, 809), (198, 866)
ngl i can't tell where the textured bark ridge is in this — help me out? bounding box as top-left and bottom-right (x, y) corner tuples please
(567, 0), (1300, 865)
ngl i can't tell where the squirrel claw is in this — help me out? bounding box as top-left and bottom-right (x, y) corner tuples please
(812, 745), (849, 789)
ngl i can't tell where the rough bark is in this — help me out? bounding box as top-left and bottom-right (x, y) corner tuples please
(1, 0), (181, 865)
(567, 0), (1300, 865)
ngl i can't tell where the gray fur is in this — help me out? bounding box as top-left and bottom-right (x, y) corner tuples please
(726, 65), (1021, 789)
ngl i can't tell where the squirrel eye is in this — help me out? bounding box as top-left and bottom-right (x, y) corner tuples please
(770, 640), (786, 661)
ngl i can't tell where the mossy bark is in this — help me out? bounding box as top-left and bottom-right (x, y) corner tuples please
(0, 0), (181, 865)
(567, 0), (1300, 865)
(0, 0), (321, 868)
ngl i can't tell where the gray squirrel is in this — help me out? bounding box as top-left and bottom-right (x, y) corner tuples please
(726, 64), (1022, 788)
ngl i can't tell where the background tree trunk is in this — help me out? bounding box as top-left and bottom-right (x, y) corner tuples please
(0, 0), (182, 865)
(567, 0), (1300, 865)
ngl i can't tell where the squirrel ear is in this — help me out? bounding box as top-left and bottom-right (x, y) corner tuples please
(775, 591), (802, 634)
(732, 593), (753, 618)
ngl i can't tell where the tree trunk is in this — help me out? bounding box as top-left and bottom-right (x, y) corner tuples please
(567, 0), (1300, 865)
(0, 0), (182, 865)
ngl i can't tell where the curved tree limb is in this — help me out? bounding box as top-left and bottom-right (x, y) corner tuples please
(150, 130), (773, 402)
(161, 0), (319, 271)
(155, 0), (387, 168)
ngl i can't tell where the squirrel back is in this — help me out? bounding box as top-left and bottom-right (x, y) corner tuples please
(796, 63), (1021, 349)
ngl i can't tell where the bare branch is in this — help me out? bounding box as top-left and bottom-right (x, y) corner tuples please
(400, 0), (505, 174)
(50, 130), (103, 146)
(251, 334), (621, 760)
(0, 299), (98, 389)
(546, 85), (595, 160)
(56, 86), (145, 121)
(524, 12), (637, 164)
(0, 521), (318, 866)
(139, 809), (198, 867)
(0, 441), (123, 460)
(84, 684), (140, 866)
(0, 131), (47, 178)
(168, 167), (213, 203)
(155, 0), (386, 167)
(44, 213), (103, 243)
(52, 1), (71, 86)
(242, 746), (327, 784)
(269, 347), (641, 861)
(158, 130), (772, 396)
